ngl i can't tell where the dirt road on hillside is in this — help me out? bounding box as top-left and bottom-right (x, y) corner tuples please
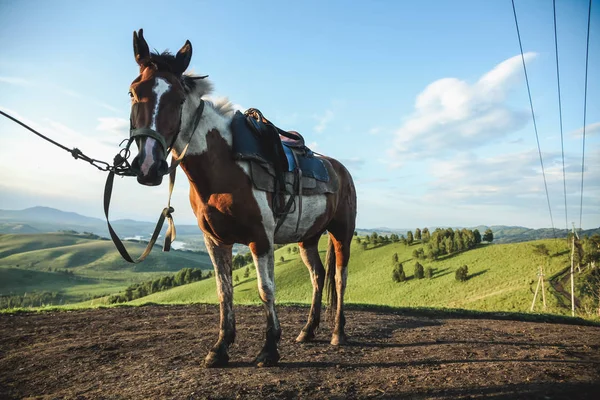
(1, 305), (599, 399)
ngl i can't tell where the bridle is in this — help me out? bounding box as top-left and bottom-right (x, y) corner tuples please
(103, 98), (205, 264)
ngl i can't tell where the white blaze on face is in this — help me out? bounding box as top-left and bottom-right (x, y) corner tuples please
(140, 77), (171, 175)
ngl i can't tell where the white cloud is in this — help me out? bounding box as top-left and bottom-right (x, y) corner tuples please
(0, 76), (33, 86)
(368, 127), (382, 135)
(423, 147), (600, 226)
(390, 53), (536, 164)
(97, 117), (129, 136)
(569, 121), (600, 138)
(314, 109), (334, 133)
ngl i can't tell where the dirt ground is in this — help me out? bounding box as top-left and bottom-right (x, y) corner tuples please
(1, 305), (599, 399)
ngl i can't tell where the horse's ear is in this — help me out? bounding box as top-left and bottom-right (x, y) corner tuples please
(133, 29), (150, 66)
(174, 40), (192, 75)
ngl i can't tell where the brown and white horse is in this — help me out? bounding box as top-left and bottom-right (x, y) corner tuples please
(128, 29), (356, 367)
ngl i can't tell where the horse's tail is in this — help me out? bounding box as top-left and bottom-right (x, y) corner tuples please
(325, 234), (337, 319)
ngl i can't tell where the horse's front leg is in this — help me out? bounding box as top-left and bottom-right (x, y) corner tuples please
(250, 242), (281, 367)
(203, 235), (235, 368)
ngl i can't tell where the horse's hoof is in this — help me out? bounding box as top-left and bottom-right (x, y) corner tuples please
(255, 350), (280, 367)
(296, 330), (315, 343)
(330, 333), (348, 346)
(204, 351), (229, 368)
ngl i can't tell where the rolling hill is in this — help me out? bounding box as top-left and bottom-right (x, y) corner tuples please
(115, 236), (591, 318)
(0, 232), (213, 303)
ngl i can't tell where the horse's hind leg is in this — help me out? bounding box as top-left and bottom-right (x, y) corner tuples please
(328, 226), (353, 346)
(203, 235), (235, 368)
(296, 236), (326, 342)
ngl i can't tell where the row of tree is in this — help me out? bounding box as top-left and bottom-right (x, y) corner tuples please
(0, 291), (63, 309)
(357, 227), (493, 250)
(418, 228), (490, 260)
(108, 267), (209, 304)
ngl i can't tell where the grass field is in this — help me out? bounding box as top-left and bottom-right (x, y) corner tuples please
(0, 233), (212, 303)
(128, 236), (581, 317)
(2, 232), (591, 319)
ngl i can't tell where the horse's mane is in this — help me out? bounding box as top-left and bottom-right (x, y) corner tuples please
(147, 50), (238, 118)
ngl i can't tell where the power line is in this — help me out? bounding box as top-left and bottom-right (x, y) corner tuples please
(511, 0), (556, 238)
(553, 0), (568, 235)
(579, 0), (592, 232)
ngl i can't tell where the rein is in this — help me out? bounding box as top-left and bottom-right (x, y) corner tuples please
(0, 101), (205, 264)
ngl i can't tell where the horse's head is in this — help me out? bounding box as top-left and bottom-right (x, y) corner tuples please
(128, 29), (192, 186)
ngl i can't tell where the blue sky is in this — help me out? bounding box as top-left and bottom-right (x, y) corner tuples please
(0, 0), (598, 230)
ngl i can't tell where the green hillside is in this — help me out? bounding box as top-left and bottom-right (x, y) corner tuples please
(0, 233), (212, 304)
(131, 236), (583, 317)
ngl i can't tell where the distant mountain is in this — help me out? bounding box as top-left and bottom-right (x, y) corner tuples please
(0, 223), (40, 234)
(0, 206), (201, 239)
(2, 207), (598, 247)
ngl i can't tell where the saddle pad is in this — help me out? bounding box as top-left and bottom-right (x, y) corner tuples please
(282, 145), (329, 182)
(230, 110), (330, 182)
(248, 159), (339, 195)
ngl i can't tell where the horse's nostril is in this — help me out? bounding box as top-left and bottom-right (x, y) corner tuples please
(130, 156), (141, 174)
(158, 160), (169, 175)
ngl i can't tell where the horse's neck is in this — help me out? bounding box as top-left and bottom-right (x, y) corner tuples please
(173, 99), (233, 157)
(171, 99), (235, 192)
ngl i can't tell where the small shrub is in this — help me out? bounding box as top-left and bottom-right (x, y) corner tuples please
(279, 256), (285, 263)
(424, 267), (433, 279)
(414, 262), (424, 279)
(455, 265), (469, 282)
(392, 262), (406, 283)
(243, 266), (250, 278)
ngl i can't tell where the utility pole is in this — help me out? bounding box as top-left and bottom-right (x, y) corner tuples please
(570, 223), (579, 317)
(530, 265), (547, 312)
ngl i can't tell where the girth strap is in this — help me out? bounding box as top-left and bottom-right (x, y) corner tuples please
(274, 149), (303, 235)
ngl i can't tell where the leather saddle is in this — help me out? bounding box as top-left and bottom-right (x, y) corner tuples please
(230, 108), (331, 234)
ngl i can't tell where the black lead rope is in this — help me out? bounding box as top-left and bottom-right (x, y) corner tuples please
(0, 109), (133, 175)
(1, 101), (205, 264)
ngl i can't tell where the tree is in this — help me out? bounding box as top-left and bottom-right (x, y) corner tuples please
(414, 262), (424, 279)
(473, 229), (482, 244)
(483, 229), (494, 243)
(455, 265), (469, 282)
(287, 247), (292, 254)
(233, 254), (246, 269)
(392, 253), (399, 263)
(407, 231), (414, 245)
(422, 228), (430, 243)
(425, 266), (434, 279)
(279, 256), (285, 263)
(415, 228), (422, 241)
(234, 274), (240, 283)
(582, 234), (600, 268)
(371, 232), (379, 242)
(392, 262), (406, 283)
(362, 242), (368, 250)
(355, 237), (362, 244)
(243, 266), (250, 278)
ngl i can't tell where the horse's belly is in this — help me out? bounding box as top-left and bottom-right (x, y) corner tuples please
(273, 194), (329, 243)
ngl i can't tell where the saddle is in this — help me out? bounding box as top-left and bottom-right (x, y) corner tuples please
(230, 108), (337, 234)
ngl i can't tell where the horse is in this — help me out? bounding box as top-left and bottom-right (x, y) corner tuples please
(127, 29), (357, 367)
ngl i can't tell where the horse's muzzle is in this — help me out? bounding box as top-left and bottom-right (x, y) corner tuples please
(130, 136), (169, 186)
